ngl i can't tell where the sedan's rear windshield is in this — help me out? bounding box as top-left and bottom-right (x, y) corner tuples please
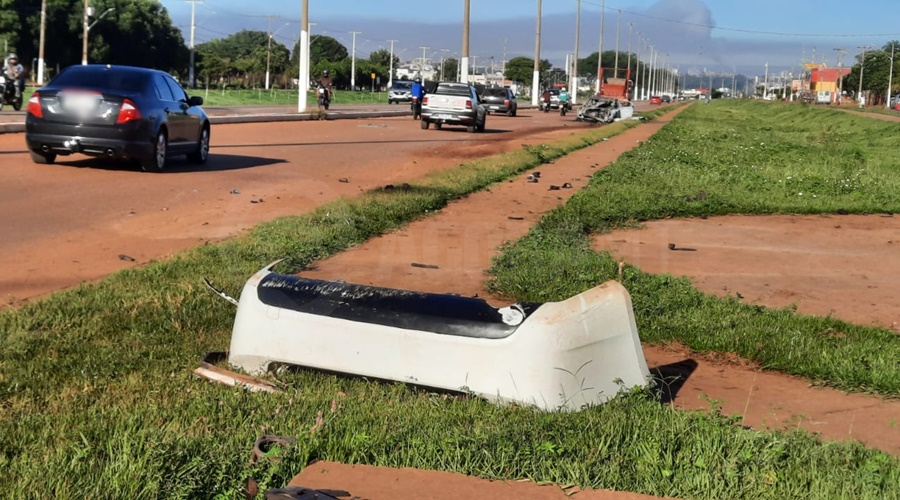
(483, 88), (508, 97)
(435, 84), (471, 96)
(51, 68), (148, 93)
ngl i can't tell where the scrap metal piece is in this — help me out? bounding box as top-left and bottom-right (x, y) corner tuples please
(204, 278), (240, 306)
(193, 351), (281, 393)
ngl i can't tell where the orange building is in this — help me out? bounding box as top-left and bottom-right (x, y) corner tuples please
(808, 65), (851, 102)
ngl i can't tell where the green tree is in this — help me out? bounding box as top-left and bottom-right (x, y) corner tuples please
(844, 47), (894, 104)
(504, 56), (551, 87)
(368, 48), (397, 70)
(438, 57), (458, 81)
(0, 0), (187, 79)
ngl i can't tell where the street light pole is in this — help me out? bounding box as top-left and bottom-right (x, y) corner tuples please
(531, 0), (542, 106)
(387, 39), (398, 87)
(857, 45), (870, 105)
(595, 0), (605, 93)
(461, 0), (470, 83)
(886, 43), (895, 109)
(38, 0), (46, 84)
(571, 0), (580, 104)
(298, 0), (309, 112)
(82, 2), (114, 66)
(626, 22), (632, 99)
(350, 31), (361, 90)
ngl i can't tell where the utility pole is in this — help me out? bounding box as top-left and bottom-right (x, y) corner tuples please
(187, 0), (200, 88)
(38, 0), (46, 84)
(418, 45), (430, 77)
(634, 33), (641, 100)
(350, 31), (361, 90)
(531, 0), (542, 106)
(387, 39), (398, 87)
(82, 0), (89, 65)
(886, 43), (895, 109)
(834, 47), (846, 103)
(858, 45), (870, 105)
(613, 9), (620, 78)
(265, 15), (277, 90)
(571, 0), (580, 103)
(595, 0), (605, 93)
(626, 22), (632, 98)
(461, 0), (470, 83)
(298, 0), (309, 112)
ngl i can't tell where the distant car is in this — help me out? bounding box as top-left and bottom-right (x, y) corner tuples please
(661, 95), (671, 103)
(388, 80), (413, 104)
(649, 95), (662, 105)
(480, 87), (517, 116)
(25, 64), (209, 172)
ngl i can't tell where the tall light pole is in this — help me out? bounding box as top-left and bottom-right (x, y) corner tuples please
(81, 1), (114, 66)
(764, 61), (769, 99)
(531, 0), (542, 106)
(886, 43), (895, 109)
(626, 22), (632, 98)
(298, 0), (309, 112)
(834, 47), (846, 104)
(387, 39), (398, 87)
(187, 0), (200, 88)
(461, 0), (470, 82)
(613, 9), (620, 78)
(350, 31), (361, 90)
(38, 0), (46, 84)
(571, 0), (580, 103)
(595, 0), (605, 93)
(634, 34), (641, 100)
(419, 45), (430, 77)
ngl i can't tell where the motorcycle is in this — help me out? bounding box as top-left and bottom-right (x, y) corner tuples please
(0, 75), (23, 112)
(559, 100), (571, 116)
(411, 95), (422, 120)
(316, 84), (330, 110)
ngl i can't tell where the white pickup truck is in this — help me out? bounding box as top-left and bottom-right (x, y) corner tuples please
(420, 82), (487, 133)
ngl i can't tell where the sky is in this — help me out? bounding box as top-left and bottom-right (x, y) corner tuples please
(160, 0), (900, 76)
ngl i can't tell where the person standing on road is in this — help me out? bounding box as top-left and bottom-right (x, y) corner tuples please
(411, 77), (424, 101)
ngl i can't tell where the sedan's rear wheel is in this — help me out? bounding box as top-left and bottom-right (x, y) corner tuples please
(141, 130), (167, 172)
(29, 150), (56, 164)
(187, 125), (210, 164)
(421, 120), (430, 130)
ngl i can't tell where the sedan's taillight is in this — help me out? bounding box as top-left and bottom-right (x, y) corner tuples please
(27, 93), (42, 118)
(504, 99), (510, 106)
(116, 99), (141, 123)
(465, 100), (472, 109)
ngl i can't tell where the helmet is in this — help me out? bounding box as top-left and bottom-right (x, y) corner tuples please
(7, 53), (17, 62)
(561, 87), (567, 92)
(323, 69), (329, 76)
(414, 77), (421, 83)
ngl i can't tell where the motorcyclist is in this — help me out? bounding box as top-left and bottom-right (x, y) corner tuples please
(316, 69), (333, 102)
(558, 87), (571, 110)
(4, 53), (24, 99)
(540, 88), (551, 112)
(410, 76), (425, 118)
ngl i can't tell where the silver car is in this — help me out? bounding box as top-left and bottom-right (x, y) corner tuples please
(388, 80), (413, 104)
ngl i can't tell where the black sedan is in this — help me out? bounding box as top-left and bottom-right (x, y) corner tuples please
(480, 86), (518, 116)
(25, 64), (210, 172)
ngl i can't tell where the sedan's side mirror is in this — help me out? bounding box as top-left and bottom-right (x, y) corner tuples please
(188, 96), (204, 107)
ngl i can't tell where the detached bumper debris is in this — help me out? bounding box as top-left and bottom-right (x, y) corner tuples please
(222, 261), (651, 411)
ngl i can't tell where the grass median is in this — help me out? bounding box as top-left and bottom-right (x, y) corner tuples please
(1, 104), (897, 499)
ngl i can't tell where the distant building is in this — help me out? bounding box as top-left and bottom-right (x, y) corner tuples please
(808, 65), (851, 103)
